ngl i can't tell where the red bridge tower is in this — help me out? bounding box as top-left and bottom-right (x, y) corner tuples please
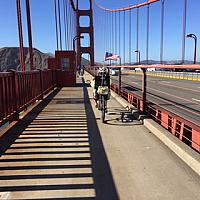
(76, 0), (94, 66)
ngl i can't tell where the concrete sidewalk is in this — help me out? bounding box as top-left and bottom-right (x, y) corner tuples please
(0, 74), (199, 200)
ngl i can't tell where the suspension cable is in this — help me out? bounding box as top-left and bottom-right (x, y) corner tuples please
(63, 0), (67, 50)
(182, 0), (187, 64)
(146, 4), (150, 64)
(54, 0), (59, 50)
(115, 12), (117, 55)
(58, 0), (62, 50)
(25, 0), (34, 70)
(136, 7), (139, 63)
(123, 10), (125, 65)
(160, 0), (164, 64)
(119, 11), (121, 60)
(16, 0), (25, 71)
(93, 0), (159, 12)
(109, 11), (111, 53)
(71, 4), (74, 50)
(68, 2), (72, 49)
(111, 12), (114, 53)
(129, 9), (131, 65)
(66, 1), (70, 50)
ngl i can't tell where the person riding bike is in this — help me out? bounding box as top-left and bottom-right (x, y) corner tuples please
(92, 66), (111, 108)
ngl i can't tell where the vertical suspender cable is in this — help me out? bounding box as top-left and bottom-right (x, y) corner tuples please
(66, 1), (70, 50)
(119, 11), (121, 62)
(110, 12), (112, 65)
(74, 9), (76, 39)
(25, 0), (34, 70)
(104, 10), (107, 52)
(63, 0), (67, 50)
(101, 10), (103, 54)
(108, 11), (109, 53)
(146, 4), (150, 64)
(72, 5), (75, 49)
(58, 0), (62, 50)
(16, 0), (25, 71)
(123, 11), (125, 65)
(110, 12), (112, 53)
(68, 4), (72, 49)
(129, 9), (131, 65)
(54, 0), (59, 50)
(112, 13), (114, 53)
(71, 5), (74, 50)
(104, 10), (106, 52)
(182, 0), (187, 64)
(106, 11), (108, 53)
(111, 12), (113, 53)
(136, 8), (139, 63)
(160, 0), (165, 64)
(74, 9), (76, 40)
(113, 13), (115, 54)
(115, 12), (117, 55)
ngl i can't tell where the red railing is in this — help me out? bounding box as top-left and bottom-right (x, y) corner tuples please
(0, 69), (56, 126)
(87, 66), (200, 152)
(111, 83), (200, 153)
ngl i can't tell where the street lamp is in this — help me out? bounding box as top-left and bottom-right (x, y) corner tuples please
(135, 50), (141, 65)
(73, 35), (84, 52)
(186, 33), (197, 64)
(73, 35), (84, 68)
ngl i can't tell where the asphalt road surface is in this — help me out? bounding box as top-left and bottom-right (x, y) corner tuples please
(112, 73), (200, 126)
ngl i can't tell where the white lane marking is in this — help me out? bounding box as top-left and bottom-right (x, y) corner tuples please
(159, 82), (200, 93)
(192, 98), (200, 102)
(198, 87), (200, 89)
(146, 87), (200, 117)
(162, 81), (171, 84)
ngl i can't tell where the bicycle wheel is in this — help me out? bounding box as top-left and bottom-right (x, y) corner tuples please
(101, 96), (106, 123)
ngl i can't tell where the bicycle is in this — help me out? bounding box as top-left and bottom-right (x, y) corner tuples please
(97, 85), (109, 123)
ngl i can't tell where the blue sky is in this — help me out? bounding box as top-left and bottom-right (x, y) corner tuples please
(0, 0), (200, 63)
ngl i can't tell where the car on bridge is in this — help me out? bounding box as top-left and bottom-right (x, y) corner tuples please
(111, 68), (119, 76)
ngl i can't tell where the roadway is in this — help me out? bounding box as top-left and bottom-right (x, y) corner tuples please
(112, 72), (200, 126)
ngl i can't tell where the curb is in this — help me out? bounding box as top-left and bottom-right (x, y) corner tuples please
(144, 119), (200, 176)
(112, 91), (200, 176)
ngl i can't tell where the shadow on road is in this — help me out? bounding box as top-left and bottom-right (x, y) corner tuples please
(82, 79), (120, 200)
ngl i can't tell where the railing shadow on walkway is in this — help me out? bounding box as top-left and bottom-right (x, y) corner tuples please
(0, 88), (61, 155)
(0, 80), (119, 199)
(82, 79), (120, 200)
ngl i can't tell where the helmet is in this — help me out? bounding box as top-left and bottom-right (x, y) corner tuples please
(97, 67), (108, 76)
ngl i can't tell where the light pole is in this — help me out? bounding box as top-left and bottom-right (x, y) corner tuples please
(186, 33), (197, 64)
(118, 56), (121, 95)
(73, 35), (84, 52)
(135, 50), (146, 112)
(73, 35), (84, 68)
(135, 50), (141, 65)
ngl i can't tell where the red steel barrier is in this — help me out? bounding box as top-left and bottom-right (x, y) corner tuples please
(111, 83), (200, 153)
(0, 69), (56, 126)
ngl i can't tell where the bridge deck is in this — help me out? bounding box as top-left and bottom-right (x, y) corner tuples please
(0, 74), (199, 200)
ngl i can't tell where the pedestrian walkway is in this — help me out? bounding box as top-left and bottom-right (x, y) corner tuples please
(0, 74), (199, 200)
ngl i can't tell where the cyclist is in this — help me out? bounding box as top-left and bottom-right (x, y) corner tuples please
(92, 66), (111, 108)
(77, 64), (81, 76)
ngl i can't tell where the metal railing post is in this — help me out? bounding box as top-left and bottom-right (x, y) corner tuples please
(142, 68), (147, 113)
(39, 69), (44, 100)
(9, 70), (19, 121)
(118, 68), (121, 95)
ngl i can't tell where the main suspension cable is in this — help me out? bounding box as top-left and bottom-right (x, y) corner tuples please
(93, 0), (160, 12)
